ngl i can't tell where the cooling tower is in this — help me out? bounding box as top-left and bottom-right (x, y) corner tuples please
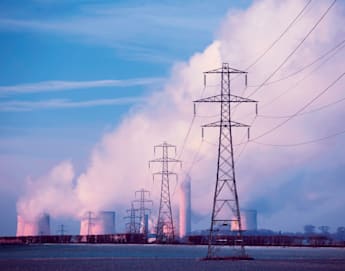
(80, 211), (115, 235)
(16, 213), (50, 236)
(179, 174), (191, 239)
(231, 209), (257, 231)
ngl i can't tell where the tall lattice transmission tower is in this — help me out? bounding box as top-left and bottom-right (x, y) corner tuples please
(194, 63), (257, 259)
(149, 142), (182, 243)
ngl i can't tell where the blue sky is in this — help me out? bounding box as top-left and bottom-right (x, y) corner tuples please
(0, 0), (252, 235)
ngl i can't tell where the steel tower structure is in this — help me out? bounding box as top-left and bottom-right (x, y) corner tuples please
(86, 211), (95, 236)
(125, 203), (140, 234)
(194, 63), (257, 259)
(149, 142), (181, 243)
(134, 188), (153, 237)
(57, 224), (66, 236)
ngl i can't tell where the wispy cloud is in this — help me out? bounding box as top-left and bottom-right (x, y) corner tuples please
(0, 78), (164, 96)
(0, 97), (145, 111)
(0, 2), (229, 62)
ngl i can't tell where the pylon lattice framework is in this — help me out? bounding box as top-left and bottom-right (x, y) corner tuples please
(149, 142), (181, 243)
(133, 189), (153, 236)
(124, 203), (140, 234)
(194, 63), (257, 259)
(85, 211), (95, 236)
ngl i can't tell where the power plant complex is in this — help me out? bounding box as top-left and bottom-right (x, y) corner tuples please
(14, 164), (259, 242)
(15, 174), (258, 240)
(15, 174), (197, 240)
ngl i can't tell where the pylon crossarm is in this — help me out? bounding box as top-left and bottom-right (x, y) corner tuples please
(202, 120), (249, 128)
(149, 158), (181, 164)
(152, 171), (178, 177)
(204, 66), (246, 74)
(194, 94), (256, 103)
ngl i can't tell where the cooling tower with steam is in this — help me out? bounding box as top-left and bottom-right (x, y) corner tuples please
(80, 211), (115, 235)
(179, 174), (191, 239)
(231, 209), (257, 231)
(16, 213), (50, 236)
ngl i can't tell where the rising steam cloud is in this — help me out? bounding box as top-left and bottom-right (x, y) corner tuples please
(18, 0), (345, 231)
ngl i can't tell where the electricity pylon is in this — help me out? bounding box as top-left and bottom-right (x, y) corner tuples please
(194, 63), (257, 259)
(57, 224), (67, 236)
(133, 189), (153, 237)
(125, 202), (140, 234)
(149, 142), (182, 243)
(85, 211), (95, 236)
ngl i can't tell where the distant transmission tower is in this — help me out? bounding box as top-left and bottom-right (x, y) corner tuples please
(125, 202), (140, 234)
(57, 224), (67, 236)
(149, 142), (182, 243)
(194, 63), (257, 259)
(86, 211), (95, 236)
(134, 189), (153, 237)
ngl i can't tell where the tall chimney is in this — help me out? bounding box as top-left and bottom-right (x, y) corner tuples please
(179, 174), (191, 239)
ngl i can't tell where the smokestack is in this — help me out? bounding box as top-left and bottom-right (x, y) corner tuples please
(179, 174), (191, 239)
(16, 213), (50, 236)
(80, 211), (115, 235)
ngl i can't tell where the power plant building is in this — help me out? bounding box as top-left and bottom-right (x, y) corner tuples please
(80, 211), (115, 235)
(16, 213), (50, 236)
(179, 174), (191, 239)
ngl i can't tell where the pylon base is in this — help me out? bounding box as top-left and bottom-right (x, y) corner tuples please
(202, 255), (254, 261)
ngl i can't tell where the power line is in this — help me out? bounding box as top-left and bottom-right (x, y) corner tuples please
(175, 85), (207, 163)
(245, 0), (313, 72)
(186, 139), (204, 174)
(234, 0), (312, 99)
(176, 115), (195, 161)
(235, 23), (341, 163)
(248, 38), (345, 87)
(251, 71), (345, 141)
(246, 0), (337, 99)
(232, 67), (344, 159)
(252, 128), (345, 147)
(258, 93), (345, 119)
(256, 40), (345, 112)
